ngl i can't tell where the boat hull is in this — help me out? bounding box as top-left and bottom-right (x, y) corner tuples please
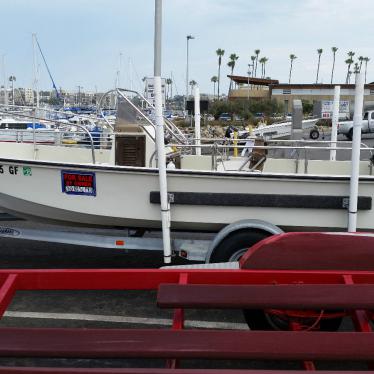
(0, 158), (373, 232)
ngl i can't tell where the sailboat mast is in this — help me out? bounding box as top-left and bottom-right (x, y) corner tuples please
(32, 33), (40, 108)
(1, 54), (7, 106)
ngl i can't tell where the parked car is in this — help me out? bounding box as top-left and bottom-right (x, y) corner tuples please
(218, 113), (231, 122)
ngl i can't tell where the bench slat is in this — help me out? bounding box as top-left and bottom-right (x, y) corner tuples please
(0, 328), (372, 361)
(0, 368), (373, 374)
(157, 283), (374, 309)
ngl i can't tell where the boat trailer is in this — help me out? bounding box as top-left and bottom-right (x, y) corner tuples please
(0, 232), (374, 372)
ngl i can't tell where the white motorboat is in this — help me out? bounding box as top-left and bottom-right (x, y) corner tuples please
(252, 118), (319, 140)
(0, 118), (56, 144)
(0, 94), (373, 233)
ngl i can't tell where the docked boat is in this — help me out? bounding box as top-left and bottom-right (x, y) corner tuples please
(0, 117), (56, 144)
(0, 91), (373, 233)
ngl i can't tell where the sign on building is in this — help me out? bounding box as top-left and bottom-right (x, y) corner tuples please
(321, 100), (350, 119)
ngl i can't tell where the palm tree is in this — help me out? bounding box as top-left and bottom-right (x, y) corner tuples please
(358, 56), (364, 72)
(211, 76), (218, 98)
(345, 58), (354, 83)
(364, 57), (370, 83)
(250, 55), (256, 77)
(189, 80), (197, 95)
(258, 57), (266, 78)
(345, 51), (355, 83)
(330, 47), (338, 84)
(288, 54), (297, 84)
(263, 57), (269, 78)
(316, 49), (323, 83)
(254, 49), (260, 77)
(227, 53), (239, 92)
(354, 62), (360, 74)
(228, 54), (239, 73)
(259, 57), (265, 78)
(216, 49), (225, 99)
(348, 51), (355, 59)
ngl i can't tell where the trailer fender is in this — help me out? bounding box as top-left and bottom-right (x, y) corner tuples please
(205, 219), (284, 263)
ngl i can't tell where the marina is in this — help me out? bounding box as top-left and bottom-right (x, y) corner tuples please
(0, 0), (374, 372)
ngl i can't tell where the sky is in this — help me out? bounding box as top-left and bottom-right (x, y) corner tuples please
(0, 0), (373, 95)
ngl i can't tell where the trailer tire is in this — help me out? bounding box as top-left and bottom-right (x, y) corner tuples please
(243, 309), (342, 331)
(210, 229), (342, 331)
(309, 129), (319, 140)
(209, 229), (269, 263)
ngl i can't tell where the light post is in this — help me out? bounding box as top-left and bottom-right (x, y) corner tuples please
(185, 35), (195, 112)
(9, 76), (16, 106)
(247, 64), (253, 101)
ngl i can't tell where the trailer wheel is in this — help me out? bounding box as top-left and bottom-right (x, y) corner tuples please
(309, 128), (319, 140)
(243, 309), (342, 331)
(209, 230), (269, 263)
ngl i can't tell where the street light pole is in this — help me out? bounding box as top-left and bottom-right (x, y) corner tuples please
(185, 35), (194, 112)
(247, 64), (252, 101)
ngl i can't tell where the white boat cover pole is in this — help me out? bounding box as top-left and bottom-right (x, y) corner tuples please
(330, 85), (340, 161)
(194, 85), (201, 156)
(154, 0), (172, 263)
(348, 72), (365, 232)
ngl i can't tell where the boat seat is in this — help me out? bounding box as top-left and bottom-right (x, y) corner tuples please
(0, 328), (373, 361)
(248, 138), (267, 171)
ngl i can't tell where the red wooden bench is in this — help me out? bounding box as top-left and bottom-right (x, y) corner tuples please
(0, 328), (372, 361)
(157, 283), (374, 309)
(0, 369), (372, 374)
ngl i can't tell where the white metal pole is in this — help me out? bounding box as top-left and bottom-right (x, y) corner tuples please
(154, 0), (172, 263)
(348, 72), (365, 232)
(330, 85), (340, 161)
(194, 85), (201, 156)
(185, 37), (189, 112)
